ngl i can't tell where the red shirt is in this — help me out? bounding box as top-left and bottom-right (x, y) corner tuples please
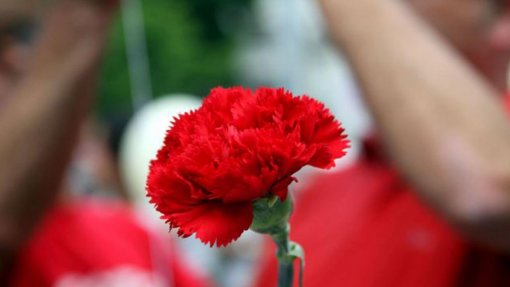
(254, 100), (510, 287)
(8, 200), (209, 287)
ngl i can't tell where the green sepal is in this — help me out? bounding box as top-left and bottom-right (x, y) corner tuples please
(250, 197), (293, 235)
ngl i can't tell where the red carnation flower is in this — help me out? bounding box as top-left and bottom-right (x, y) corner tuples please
(147, 87), (349, 247)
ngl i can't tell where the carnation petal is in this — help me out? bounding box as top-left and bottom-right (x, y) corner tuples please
(308, 146), (335, 169)
(165, 201), (253, 247)
(270, 176), (297, 201)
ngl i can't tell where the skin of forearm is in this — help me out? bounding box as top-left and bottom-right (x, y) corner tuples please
(0, 1), (114, 252)
(320, 0), (510, 249)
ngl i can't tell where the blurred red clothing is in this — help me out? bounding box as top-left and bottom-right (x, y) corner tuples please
(254, 97), (510, 287)
(8, 200), (209, 287)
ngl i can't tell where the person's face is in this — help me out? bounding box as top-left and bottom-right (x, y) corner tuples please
(408, 0), (510, 91)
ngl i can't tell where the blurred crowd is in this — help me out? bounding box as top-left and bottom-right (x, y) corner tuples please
(1, 0), (510, 287)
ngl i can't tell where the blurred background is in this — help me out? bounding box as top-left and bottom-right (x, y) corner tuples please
(5, 0), (510, 286)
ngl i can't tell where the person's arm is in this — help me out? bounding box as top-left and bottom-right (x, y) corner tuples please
(0, 0), (117, 259)
(319, 0), (510, 251)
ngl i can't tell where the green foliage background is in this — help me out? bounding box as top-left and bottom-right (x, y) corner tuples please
(96, 0), (252, 118)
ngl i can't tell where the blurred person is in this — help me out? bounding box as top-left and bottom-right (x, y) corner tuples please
(255, 0), (510, 286)
(0, 1), (208, 286)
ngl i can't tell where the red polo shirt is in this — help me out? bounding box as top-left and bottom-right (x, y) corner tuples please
(254, 99), (510, 287)
(8, 200), (209, 287)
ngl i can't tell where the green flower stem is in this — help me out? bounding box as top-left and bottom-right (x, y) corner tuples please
(271, 224), (295, 287)
(251, 197), (303, 287)
(278, 260), (294, 287)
